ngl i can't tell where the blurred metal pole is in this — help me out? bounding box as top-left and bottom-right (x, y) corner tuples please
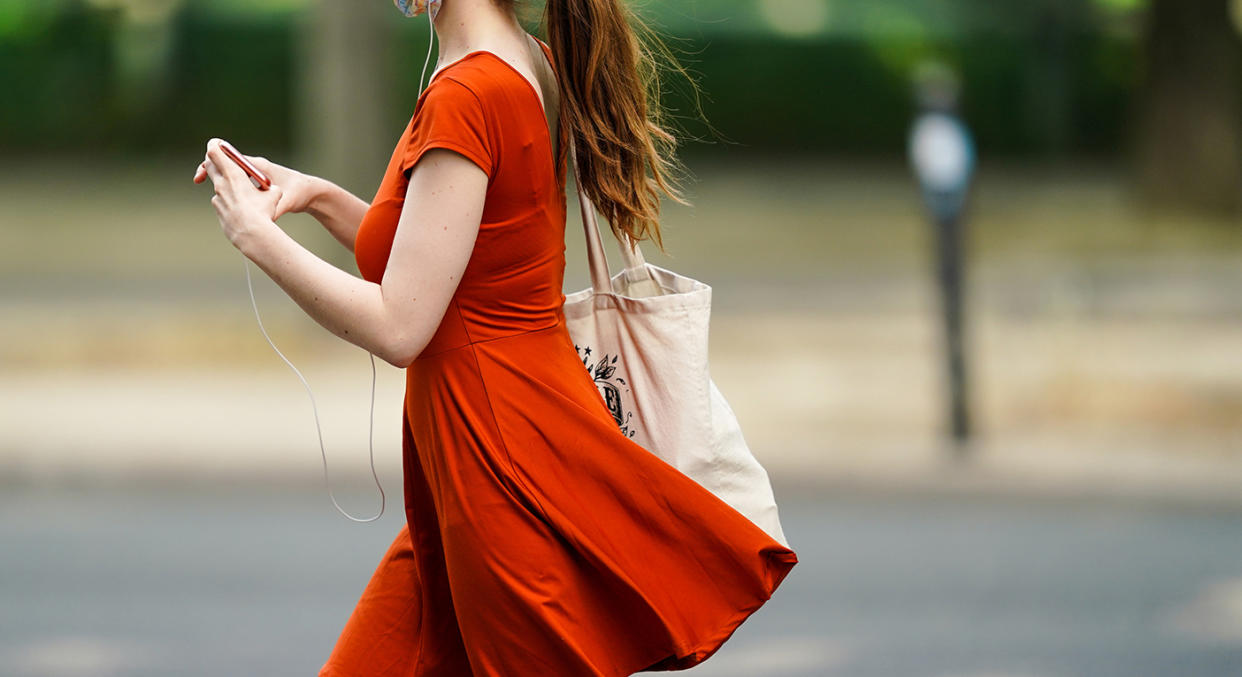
(934, 210), (970, 447)
(909, 63), (975, 458)
(294, 0), (394, 201)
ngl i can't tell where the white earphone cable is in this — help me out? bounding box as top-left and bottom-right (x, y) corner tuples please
(245, 259), (385, 523)
(243, 7), (437, 523)
(420, 6), (436, 93)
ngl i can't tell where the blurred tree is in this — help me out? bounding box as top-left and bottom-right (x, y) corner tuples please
(1022, 0), (1092, 155)
(294, 0), (394, 200)
(1132, 0), (1242, 216)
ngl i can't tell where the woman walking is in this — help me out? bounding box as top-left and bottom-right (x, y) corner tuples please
(196, 0), (797, 674)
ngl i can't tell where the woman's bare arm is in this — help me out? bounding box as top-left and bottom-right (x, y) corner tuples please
(305, 177), (371, 253)
(203, 140), (485, 367)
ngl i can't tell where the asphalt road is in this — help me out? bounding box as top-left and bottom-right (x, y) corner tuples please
(2, 486), (1241, 677)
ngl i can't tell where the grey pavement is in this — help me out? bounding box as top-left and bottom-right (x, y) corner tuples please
(2, 486), (1241, 676)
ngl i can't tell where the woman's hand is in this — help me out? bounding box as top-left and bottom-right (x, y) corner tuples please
(194, 140), (322, 221)
(199, 138), (285, 252)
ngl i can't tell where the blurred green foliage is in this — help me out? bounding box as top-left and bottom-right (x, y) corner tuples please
(0, 0), (1150, 158)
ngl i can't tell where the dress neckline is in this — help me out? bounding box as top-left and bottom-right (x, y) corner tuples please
(429, 44), (549, 110)
(422, 43), (562, 182)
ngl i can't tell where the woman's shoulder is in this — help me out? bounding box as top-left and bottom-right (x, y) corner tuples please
(425, 52), (529, 111)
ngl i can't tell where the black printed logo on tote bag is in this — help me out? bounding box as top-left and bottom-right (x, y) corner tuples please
(576, 344), (636, 439)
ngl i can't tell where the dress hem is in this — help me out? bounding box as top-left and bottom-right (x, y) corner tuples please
(622, 549), (799, 674)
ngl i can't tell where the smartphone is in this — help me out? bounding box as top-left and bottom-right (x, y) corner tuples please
(219, 140), (272, 190)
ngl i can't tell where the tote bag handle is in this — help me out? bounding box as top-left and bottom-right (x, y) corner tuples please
(570, 144), (663, 298)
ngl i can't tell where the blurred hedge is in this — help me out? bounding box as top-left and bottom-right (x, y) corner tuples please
(0, 5), (1138, 159)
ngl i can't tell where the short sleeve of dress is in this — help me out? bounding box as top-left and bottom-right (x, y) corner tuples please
(401, 77), (495, 180)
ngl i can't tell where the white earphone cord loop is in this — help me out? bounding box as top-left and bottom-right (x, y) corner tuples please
(242, 12), (436, 522)
(245, 259), (385, 523)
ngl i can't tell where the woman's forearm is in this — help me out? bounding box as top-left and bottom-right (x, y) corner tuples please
(239, 218), (413, 367)
(306, 177), (370, 253)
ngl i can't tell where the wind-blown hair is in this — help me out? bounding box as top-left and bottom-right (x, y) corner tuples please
(501, 0), (692, 254)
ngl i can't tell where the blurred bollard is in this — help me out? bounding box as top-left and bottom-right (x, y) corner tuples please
(908, 62), (976, 457)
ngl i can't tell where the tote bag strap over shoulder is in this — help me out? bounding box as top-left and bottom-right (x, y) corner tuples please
(525, 31), (662, 299)
(569, 144), (665, 299)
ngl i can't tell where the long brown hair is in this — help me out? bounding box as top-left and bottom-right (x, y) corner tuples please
(503, 0), (690, 254)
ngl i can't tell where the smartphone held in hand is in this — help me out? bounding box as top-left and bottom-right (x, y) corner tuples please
(219, 140), (272, 190)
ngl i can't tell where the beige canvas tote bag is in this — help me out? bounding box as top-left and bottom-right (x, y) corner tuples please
(562, 152), (790, 548)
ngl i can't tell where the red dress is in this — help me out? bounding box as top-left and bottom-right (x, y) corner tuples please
(319, 41), (798, 676)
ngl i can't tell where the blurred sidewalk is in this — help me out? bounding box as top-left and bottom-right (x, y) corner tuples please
(4, 301), (1241, 507)
(3, 158), (1241, 507)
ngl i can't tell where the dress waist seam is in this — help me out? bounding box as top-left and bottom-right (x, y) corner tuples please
(414, 317), (564, 362)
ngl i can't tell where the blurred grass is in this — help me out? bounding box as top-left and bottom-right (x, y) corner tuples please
(3, 152), (1242, 379)
(0, 156), (342, 283)
(5, 155), (1241, 285)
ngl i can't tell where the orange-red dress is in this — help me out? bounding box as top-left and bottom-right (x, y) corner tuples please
(319, 42), (798, 677)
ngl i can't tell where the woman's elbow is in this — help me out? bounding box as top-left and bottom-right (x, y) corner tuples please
(381, 353), (414, 370)
(382, 334), (428, 369)
(382, 345), (419, 369)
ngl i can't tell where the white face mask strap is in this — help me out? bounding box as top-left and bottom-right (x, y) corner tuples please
(244, 260), (385, 523)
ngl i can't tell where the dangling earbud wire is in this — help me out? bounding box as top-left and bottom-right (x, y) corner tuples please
(244, 5), (439, 522)
(245, 260), (384, 522)
(419, 4), (437, 93)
